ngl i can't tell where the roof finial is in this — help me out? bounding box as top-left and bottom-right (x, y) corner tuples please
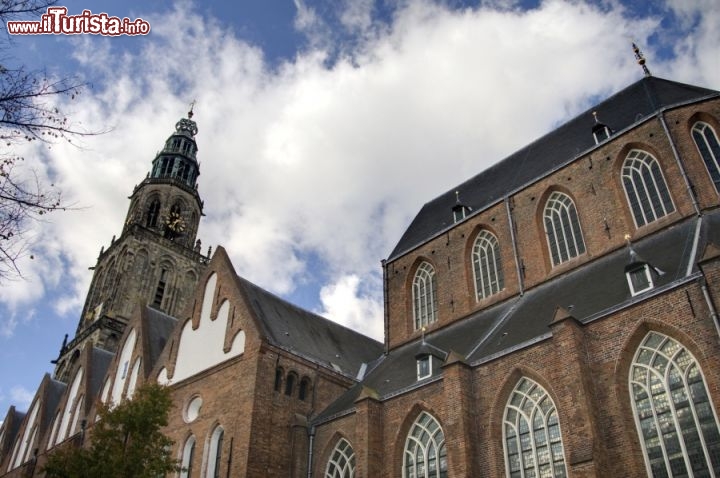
(455, 190), (462, 204)
(188, 99), (196, 119)
(632, 42), (652, 77)
(592, 111), (600, 124)
(421, 326), (426, 344)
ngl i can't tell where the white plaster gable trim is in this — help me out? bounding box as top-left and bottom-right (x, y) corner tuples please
(159, 272), (245, 385)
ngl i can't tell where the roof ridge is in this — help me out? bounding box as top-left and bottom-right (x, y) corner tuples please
(235, 274), (382, 345)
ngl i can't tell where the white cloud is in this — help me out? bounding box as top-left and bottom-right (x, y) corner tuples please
(0, 0), (717, 345)
(10, 386), (34, 410)
(317, 274), (384, 340)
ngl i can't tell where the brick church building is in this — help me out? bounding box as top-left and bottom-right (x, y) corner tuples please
(2, 60), (720, 477)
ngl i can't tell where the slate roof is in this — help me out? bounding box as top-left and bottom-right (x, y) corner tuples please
(314, 211), (716, 424)
(388, 77), (719, 260)
(0, 407), (25, 458)
(236, 276), (384, 379)
(88, 348), (114, 400)
(143, 307), (178, 370)
(34, 374), (66, 437)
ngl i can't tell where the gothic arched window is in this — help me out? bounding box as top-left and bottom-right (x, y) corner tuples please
(299, 377), (311, 401)
(543, 192), (585, 266)
(274, 367), (284, 392)
(402, 411), (447, 478)
(503, 377), (567, 478)
(146, 199), (161, 228)
(692, 121), (720, 192)
(206, 425), (224, 478)
(325, 438), (356, 478)
(285, 372), (297, 397)
(180, 435), (196, 478)
(472, 230), (504, 300)
(630, 332), (720, 476)
(622, 150), (674, 227)
(412, 262), (438, 330)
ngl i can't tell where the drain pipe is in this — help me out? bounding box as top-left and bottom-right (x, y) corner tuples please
(382, 259), (390, 354)
(700, 277), (720, 340)
(306, 425), (316, 478)
(505, 196), (524, 295)
(659, 112), (700, 215)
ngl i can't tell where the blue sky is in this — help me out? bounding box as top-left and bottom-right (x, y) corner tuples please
(0, 0), (718, 417)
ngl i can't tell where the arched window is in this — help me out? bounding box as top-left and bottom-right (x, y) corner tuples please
(325, 438), (356, 478)
(692, 121), (720, 192)
(206, 426), (224, 478)
(503, 377), (567, 478)
(543, 192), (585, 266)
(180, 435), (196, 478)
(146, 199), (161, 228)
(403, 411), (447, 478)
(630, 332), (720, 476)
(285, 372), (297, 397)
(299, 377), (311, 401)
(412, 262), (438, 330)
(622, 150), (675, 227)
(472, 230), (504, 300)
(274, 367), (284, 392)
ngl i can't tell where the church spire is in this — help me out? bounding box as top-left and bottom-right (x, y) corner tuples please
(632, 42), (652, 77)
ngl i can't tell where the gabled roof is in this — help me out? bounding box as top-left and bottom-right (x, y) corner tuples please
(0, 407), (25, 463)
(88, 347), (114, 401)
(388, 77), (719, 260)
(316, 211), (716, 423)
(236, 275), (384, 378)
(142, 307), (178, 371)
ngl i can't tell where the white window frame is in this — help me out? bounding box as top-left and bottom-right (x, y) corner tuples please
(402, 411), (447, 478)
(626, 264), (654, 296)
(503, 377), (568, 478)
(324, 438), (356, 478)
(180, 435), (196, 478)
(621, 150), (675, 228)
(205, 425), (224, 478)
(692, 121), (720, 192)
(472, 230), (504, 300)
(543, 192), (586, 266)
(629, 332), (720, 477)
(417, 356), (432, 381)
(412, 262), (438, 330)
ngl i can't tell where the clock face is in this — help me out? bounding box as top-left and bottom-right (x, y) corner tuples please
(165, 212), (186, 234)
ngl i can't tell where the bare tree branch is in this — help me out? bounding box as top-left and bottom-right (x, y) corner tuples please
(0, 0), (98, 282)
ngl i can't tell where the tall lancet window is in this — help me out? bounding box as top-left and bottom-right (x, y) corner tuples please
(180, 435), (195, 478)
(412, 262), (437, 330)
(325, 438), (356, 478)
(692, 121), (720, 192)
(472, 230), (504, 300)
(146, 199), (161, 228)
(504, 378), (567, 478)
(206, 425), (224, 478)
(403, 411), (447, 478)
(543, 192), (585, 266)
(622, 150), (674, 227)
(630, 332), (720, 476)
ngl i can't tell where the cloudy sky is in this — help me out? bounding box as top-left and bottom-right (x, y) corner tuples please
(0, 0), (718, 416)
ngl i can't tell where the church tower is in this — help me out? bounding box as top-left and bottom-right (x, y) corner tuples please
(52, 109), (209, 381)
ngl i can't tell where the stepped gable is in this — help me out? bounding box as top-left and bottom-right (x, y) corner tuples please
(389, 77), (719, 260)
(235, 275), (384, 378)
(316, 210), (713, 423)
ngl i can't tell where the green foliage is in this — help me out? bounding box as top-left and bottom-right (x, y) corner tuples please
(43, 383), (180, 478)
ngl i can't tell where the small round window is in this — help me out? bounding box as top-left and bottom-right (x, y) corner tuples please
(184, 395), (203, 423)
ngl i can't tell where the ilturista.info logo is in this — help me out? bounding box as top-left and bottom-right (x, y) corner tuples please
(7, 7), (150, 35)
